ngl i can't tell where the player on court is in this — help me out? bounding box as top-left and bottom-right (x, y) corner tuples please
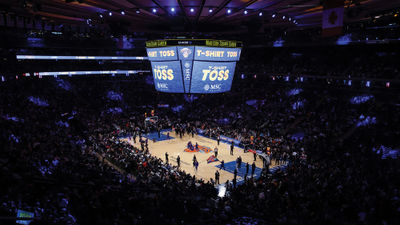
(230, 141), (234, 155)
(214, 147), (218, 158)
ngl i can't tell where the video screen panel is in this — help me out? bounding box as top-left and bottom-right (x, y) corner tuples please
(194, 47), (241, 61)
(146, 47), (178, 61)
(190, 61), (236, 93)
(151, 61), (184, 93)
(181, 60), (193, 94)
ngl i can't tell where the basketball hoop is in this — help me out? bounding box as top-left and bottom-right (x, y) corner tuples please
(144, 116), (159, 128)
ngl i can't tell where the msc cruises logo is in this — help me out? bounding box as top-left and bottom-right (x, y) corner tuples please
(204, 84), (221, 91)
(180, 48), (192, 58)
(157, 82), (168, 89)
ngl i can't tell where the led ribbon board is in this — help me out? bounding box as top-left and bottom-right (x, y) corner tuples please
(16, 55), (147, 60)
(27, 70), (149, 76)
(146, 39), (242, 93)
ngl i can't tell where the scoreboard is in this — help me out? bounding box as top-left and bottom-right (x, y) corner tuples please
(146, 39), (242, 94)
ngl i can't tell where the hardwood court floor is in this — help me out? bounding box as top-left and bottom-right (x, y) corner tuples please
(122, 132), (277, 184)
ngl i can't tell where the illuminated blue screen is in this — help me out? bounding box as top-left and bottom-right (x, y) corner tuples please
(190, 61), (236, 93)
(16, 209), (34, 225)
(150, 61), (184, 93)
(147, 46), (241, 93)
(194, 47), (241, 61)
(146, 47), (178, 61)
(181, 60), (193, 94)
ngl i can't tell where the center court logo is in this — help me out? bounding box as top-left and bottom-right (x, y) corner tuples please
(180, 48), (192, 58)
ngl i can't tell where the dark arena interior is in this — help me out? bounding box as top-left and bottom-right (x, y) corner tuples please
(1, 0), (400, 225)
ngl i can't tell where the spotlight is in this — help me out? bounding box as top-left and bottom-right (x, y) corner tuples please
(282, 16), (285, 19)
(190, 8), (194, 13)
(227, 9), (231, 14)
(259, 12), (263, 16)
(136, 9), (140, 14)
(109, 11), (112, 16)
(272, 14), (276, 18)
(209, 8), (213, 13)
(288, 17), (291, 21)
(152, 8), (157, 13)
(121, 11), (125, 15)
(244, 10), (248, 15)
(171, 7), (175, 12)
(99, 14), (103, 18)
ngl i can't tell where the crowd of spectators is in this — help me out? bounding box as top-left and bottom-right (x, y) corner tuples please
(1, 51), (400, 225)
(237, 45), (400, 79)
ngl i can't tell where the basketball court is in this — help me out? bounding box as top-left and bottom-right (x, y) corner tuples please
(121, 130), (283, 185)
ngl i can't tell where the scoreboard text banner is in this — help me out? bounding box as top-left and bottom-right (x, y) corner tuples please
(190, 61), (236, 93)
(146, 46), (178, 61)
(151, 61), (184, 93)
(146, 39), (243, 48)
(181, 60), (193, 93)
(178, 47), (195, 92)
(194, 47), (241, 61)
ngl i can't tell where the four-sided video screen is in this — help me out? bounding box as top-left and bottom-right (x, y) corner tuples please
(146, 43), (241, 94)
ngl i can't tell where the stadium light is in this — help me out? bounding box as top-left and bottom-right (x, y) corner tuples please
(244, 10), (248, 15)
(259, 12), (263, 16)
(99, 14), (103, 18)
(209, 8), (213, 13)
(136, 9), (140, 14)
(152, 8), (157, 13)
(272, 14), (276, 18)
(109, 11), (112, 16)
(282, 16), (285, 19)
(227, 9), (231, 14)
(288, 17), (292, 21)
(190, 8), (194, 13)
(171, 7), (175, 12)
(121, 11), (125, 15)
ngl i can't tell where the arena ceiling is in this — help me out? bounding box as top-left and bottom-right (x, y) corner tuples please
(0, 0), (399, 33)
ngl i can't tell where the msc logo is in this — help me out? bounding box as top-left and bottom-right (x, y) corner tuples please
(157, 83), (168, 89)
(180, 48), (192, 58)
(204, 84), (221, 91)
(184, 62), (191, 68)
